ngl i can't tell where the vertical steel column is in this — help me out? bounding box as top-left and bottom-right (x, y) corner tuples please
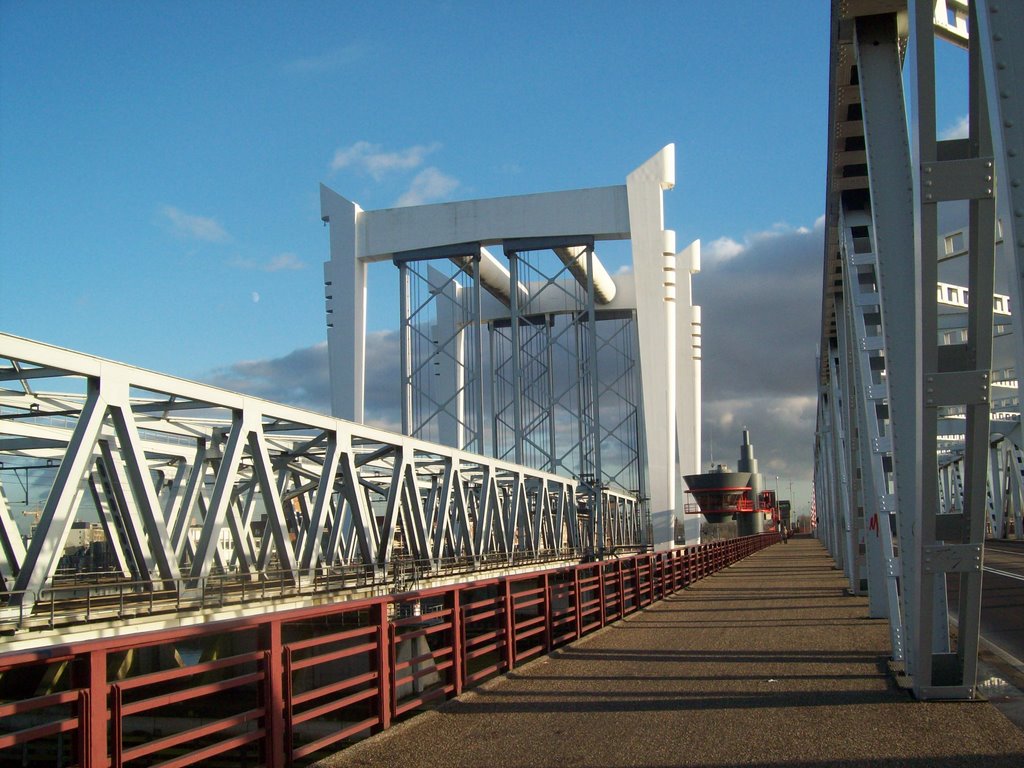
(949, 0), (998, 696)
(841, 244), (880, 605)
(855, 9), (931, 686)
(546, 318), (558, 473)
(840, 207), (906, 651)
(871, 0), (1000, 697)
(975, 0), (1024, 388)
(586, 247), (604, 555)
(399, 262), (413, 436)
(826, 347), (852, 575)
(489, 324), (500, 460)
(508, 253), (524, 465)
(472, 252), (486, 457)
(910, 2), (953, 689)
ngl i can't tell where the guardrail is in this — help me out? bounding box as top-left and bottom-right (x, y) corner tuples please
(0, 533), (778, 768)
(0, 547), (599, 633)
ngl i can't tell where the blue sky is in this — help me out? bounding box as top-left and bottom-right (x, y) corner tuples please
(0, 2), (970, 514)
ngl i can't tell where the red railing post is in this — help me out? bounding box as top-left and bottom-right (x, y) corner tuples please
(543, 573), (552, 654)
(503, 579), (515, 671)
(73, 648), (107, 768)
(648, 555), (655, 603)
(111, 684), (123, 768)
(376, 601), (392, 732)
(451, 587), (463, 696)
(573, 566), (582, 640)
(259, 619), (286, 768)
(633, 558), (641, 610)
(617, 559), (625, 618)
(283, 648), (294, 765)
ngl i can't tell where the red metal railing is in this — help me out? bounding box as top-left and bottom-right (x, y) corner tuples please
(0, 533), (778, 768)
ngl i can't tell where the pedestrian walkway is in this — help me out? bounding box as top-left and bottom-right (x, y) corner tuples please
(312, 538), (1024, 768)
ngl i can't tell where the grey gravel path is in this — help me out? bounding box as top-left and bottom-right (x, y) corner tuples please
(312, 538), (1024, 768)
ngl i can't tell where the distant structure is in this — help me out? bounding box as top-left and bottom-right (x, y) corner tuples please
(320, 146), (702, 551)
(682, 430), (777, 536)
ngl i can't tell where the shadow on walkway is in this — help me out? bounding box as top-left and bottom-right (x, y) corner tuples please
(313, 538), (1024, 768)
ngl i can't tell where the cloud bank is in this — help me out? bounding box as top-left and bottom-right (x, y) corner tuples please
(695, 219), (824, 484)
(940, 114), (969, 140)
(203, 219), (824, 490)
(202, 333), (400, 431)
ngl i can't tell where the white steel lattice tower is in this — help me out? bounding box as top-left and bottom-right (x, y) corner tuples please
(321, 146), (702, 552)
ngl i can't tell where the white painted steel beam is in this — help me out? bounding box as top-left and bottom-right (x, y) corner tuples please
(551, 246), (617, 305)
(322, 146), (690, 552)
(0, 333), (628, 621)
(817, 0), (1016, 700)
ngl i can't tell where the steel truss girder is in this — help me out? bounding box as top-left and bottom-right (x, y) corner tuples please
(943, 434), (1024, 540)
(397, 256), (485, 453)
(835, 205), (906, 660)
(0, 333), (626, 619)
(817, 0), (1014, 700)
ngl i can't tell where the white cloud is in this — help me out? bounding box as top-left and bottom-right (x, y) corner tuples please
(251, 292), (260, 303)
(940, 114), (969, 140)
(266, 252), (304, 271)
(285, 44), (364, 74)
(161, 205), (230, 242)
(233, 252), (305, 272)
(330, 141), (441, 180)
(395, 167), (460, 207)
(704, 236), (744, 264)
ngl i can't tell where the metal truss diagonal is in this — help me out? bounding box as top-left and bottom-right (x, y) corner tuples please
(0, 333), (629, 622)
(817, 0), (1017, 700)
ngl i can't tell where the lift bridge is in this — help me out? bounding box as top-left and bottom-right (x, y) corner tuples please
(0, 143), (697, 630)
(0, 145), (731, 766)
(3, 1), (1024, 765)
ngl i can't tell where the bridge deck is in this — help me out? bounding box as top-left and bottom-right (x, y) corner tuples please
(312, 538), (1024, 768)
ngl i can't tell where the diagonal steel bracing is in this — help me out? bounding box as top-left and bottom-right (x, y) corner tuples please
(816, 0), (1019, 699)
(0, 333), (625, 624)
